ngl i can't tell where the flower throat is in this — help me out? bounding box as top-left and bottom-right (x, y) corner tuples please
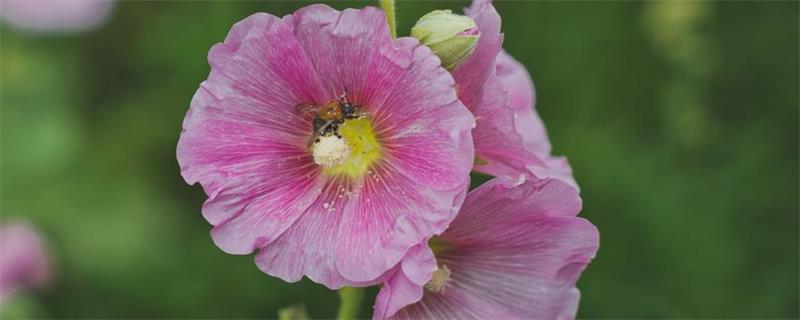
(298, 93), (381, 179)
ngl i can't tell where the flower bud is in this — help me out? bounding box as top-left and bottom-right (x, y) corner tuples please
(411, 10), (479, 70)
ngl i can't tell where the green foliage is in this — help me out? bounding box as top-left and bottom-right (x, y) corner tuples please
(1, 1), (797, 318)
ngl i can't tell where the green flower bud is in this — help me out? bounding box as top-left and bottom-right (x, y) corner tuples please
(411, 10), (479, 70)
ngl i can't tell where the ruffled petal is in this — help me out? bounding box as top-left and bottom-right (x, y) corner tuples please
(253, 178), (354, 287)
(178, 11), (326, 197)
(450, 1), (578, 189)
(375, 177), (598, 319)
(450, 1), (543, 178)
(372, 245), (436, 320)
(425, 216), (597, 319)
(495, 51), (578, 189)
(179, 77), (326, 255)
(496, 50), (547, 154)
(452, 0), (504, 109)
(470, 71), (546, 175)
(283, 4), (391, 99)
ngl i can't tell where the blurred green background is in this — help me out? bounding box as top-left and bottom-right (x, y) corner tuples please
(1, 0), (797, 318)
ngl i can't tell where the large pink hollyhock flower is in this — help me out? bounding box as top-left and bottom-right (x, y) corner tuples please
(372, 176), (599, 319)
(0, 0), (113, 33)
(453, 0), (577, 188)
(0, 222), (51, 306)
(176, 5), (475, 289)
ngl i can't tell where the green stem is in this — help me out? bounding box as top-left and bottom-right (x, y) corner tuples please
(379, 0), (397, 38)
(336, 287), (365, 320)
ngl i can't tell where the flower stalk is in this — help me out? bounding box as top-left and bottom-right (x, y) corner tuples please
(379, 0), (396, 38)
(336, 287), (365, 320)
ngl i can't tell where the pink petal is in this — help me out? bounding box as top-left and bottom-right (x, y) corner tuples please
(470, 71), (546, 174)
(450, 1), (578, 189)
(178, 11), (327, 198)
(374, 177), (598, 319)
(449, 1), (543, 177)
(496, 50), (547, 155)
(452, 0), (503, 110)
(254, 178), (354, 287)
(177, 15), (325, 254)
(283, 5), (391, 98)
(372, 244), (436, 320)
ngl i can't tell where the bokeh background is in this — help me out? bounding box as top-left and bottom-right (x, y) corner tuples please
(1, 0), (797, 318)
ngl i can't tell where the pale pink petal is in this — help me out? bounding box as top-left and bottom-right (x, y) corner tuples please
(496, 50), (548, 154)
(470, 71), (546, 175)
(528, 157), (577, 191)
(0, 0), (113, 33)
(0, 222), (50, 305)
(419, 215), (597, 319)
(496, 51), (578, 189)
(372, 244), (436, 320)
(375, 177), (598, 319)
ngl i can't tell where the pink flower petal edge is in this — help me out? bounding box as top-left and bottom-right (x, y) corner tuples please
(373, 176), (599, 319)
(176, 4), (474, 289)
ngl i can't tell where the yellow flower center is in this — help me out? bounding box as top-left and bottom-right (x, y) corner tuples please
(314, 117), (381, 179)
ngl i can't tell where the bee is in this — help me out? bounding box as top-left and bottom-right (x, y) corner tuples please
(297, 91), (366, 147)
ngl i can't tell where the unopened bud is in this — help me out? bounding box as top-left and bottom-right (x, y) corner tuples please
(411, 10), (479, 70)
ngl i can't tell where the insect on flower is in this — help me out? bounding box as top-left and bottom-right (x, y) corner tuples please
(297, 90), (367, 147)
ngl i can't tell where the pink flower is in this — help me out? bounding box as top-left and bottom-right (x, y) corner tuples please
(0, 221), (51, 306)
(176, 5), (475, 289)
(454, 0), (577, 188)
(0, 0), (113, 34)
(372, 176), (599, 319)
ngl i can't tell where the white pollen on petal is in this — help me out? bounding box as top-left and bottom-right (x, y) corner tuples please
(312, 135), (351, 168)
(424, 265), (451, 294)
